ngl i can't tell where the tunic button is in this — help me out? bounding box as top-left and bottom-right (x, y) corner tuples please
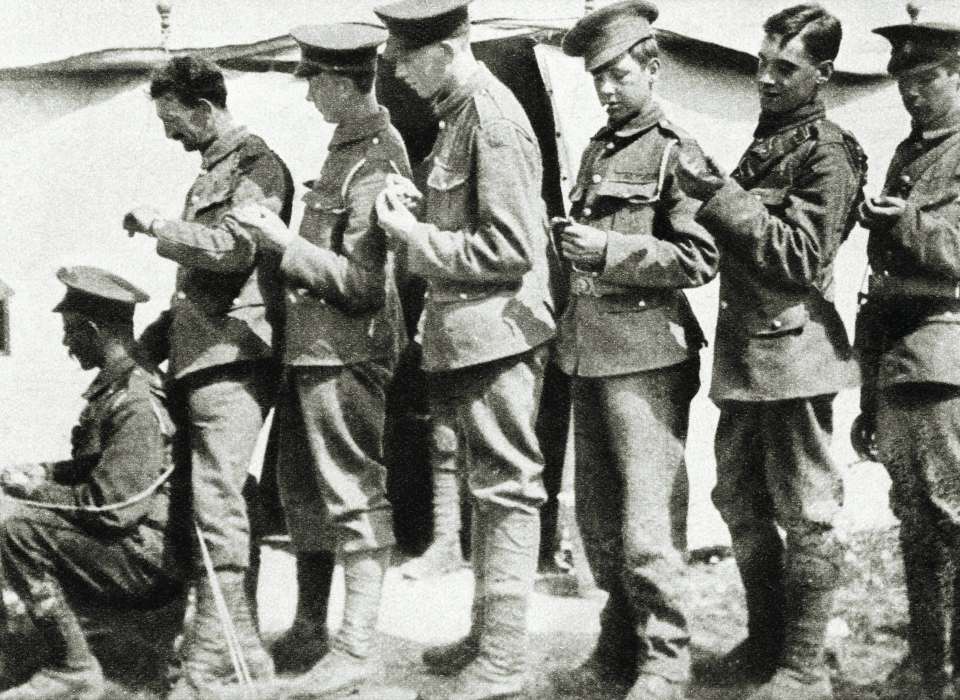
(771, 319), (783, 329)
(232, 298), (240, 307)
(372, 137), (380, 145)
(458, 292), (468, 300)
(582, 207), (592, 217)
(438, 120), (446, 130)
(592, 174), (602, 183)
(637, 300), (646, 308)
(288, 292), (297, 303)
(606, 142), (615, 150)
(719, 300), (729, 310)
(298, 288), (307, 296)
(176, 291), (186, 300)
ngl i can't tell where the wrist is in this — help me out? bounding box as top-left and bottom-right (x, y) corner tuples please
(148, 217), (163, 236)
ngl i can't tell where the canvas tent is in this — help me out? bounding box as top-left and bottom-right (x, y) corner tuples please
(0, 0), (934, 546)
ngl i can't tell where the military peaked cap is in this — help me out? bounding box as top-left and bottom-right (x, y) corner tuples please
(873, 22), (960, 76)
(563, 0), (659, 72)
(53, 265), (148, 322)
(375, 0), (472, 56)
(291, 23), (387, 77)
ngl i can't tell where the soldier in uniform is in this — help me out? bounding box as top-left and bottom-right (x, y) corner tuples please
(0, 266), (185, 700)
(676, 4), (865, 699)
(122, 55), (294, 695)
(373, 1), (556, 697)
(854, 19), (960, 700)
(550, 2), (718, 698)
(229, 23), (410, 696)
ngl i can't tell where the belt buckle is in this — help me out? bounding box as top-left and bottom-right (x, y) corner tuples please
(571, 274), (600, 297)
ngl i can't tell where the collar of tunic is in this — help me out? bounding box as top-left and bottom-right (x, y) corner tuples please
(200, 125), (250, 171)
(430, 63), (492, 120)
(754, 99), (825, 138)
(594, 101), (664, 141)
(82, 354), (136, 401)
(329, 106), (391, 148)
(912, 106), (960, 143)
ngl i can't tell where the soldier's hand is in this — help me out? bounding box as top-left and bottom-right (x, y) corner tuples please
(376, 188), (417, 242)
(850, 412), (879, 462)
(228, 203), (294, 253)
(0, 463), (46, 498)
(676, 145), (726, 202)
(560, 222), (607, 268)
(384, 173), (423, 214)
(858, 195), (907, 228)
(123, 206), (162, 237)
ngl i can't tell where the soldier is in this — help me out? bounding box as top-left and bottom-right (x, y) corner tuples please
(853, 19), (960, 700)
(676, 4), (865, 699)
(0, 266), (186, 700)
(122, 55), (294, 695)
(548, 2), (718, 698)
(229, 23), (410, 695)
(373, 0), (556, 697)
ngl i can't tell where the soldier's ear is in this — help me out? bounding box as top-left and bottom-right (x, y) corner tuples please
(815, 59), (834, 85)
(646, 57), (661, 83)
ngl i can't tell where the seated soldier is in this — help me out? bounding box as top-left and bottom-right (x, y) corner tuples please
(0, 266), (188, 700)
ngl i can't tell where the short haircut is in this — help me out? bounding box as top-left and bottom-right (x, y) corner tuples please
(628, 36), (660, 65)
(149, 55), (228, 109)
(763, 3), (842, 63)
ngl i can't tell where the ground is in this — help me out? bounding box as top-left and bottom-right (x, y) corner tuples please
(0, 523), (909, 700)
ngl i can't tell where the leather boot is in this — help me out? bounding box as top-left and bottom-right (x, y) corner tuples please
(401, 469), (466, 580)
(271, 550), (335, 674)
(423, 510), (485, 676)
(551, 585), (637, 696)
(168, 570), (274, 698)
(421, 508), (538, 700)
(285, 547), (389, 696)
(0, 594), (103, 700)
(700, 525), (784, 687)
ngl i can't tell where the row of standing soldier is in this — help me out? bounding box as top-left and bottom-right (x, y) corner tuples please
(0, 0), (957, 699)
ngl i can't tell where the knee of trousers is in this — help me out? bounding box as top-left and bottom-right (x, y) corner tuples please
(784, 524), (844, 590)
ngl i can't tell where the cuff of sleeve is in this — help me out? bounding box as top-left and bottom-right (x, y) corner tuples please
(404, 222), (438, 276)
(695, 178), (749, 234)
(889, 200), (920, 245)
(599, 228), (645, 281)
(280, 236), (328, 293)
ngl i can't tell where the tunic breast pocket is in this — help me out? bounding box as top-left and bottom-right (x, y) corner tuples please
(593, 178), (660, 232)
(300, 190), (346, 249)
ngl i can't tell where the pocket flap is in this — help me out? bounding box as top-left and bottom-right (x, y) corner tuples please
(427, 161), (468, 192)
(597, 293), (664, 314)
(749, 303), (809, 337)
(302, 190), (344, 214)
(593, 179), (659, 203)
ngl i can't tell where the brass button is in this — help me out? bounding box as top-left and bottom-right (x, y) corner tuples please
(637, 300), (646, 308)
(298, 288), (307, 296)
(176, 291), (186, 300)
(372, 137), (380, 145)
(458, 292), (468, 300)
(288, 292), (297, 303)
(582, 207), (592, 217)
(771, 319), (783, 329)
(719, 300), (729, 310)
(438, 120), (446, 130)
(592, 174), (602, 183)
